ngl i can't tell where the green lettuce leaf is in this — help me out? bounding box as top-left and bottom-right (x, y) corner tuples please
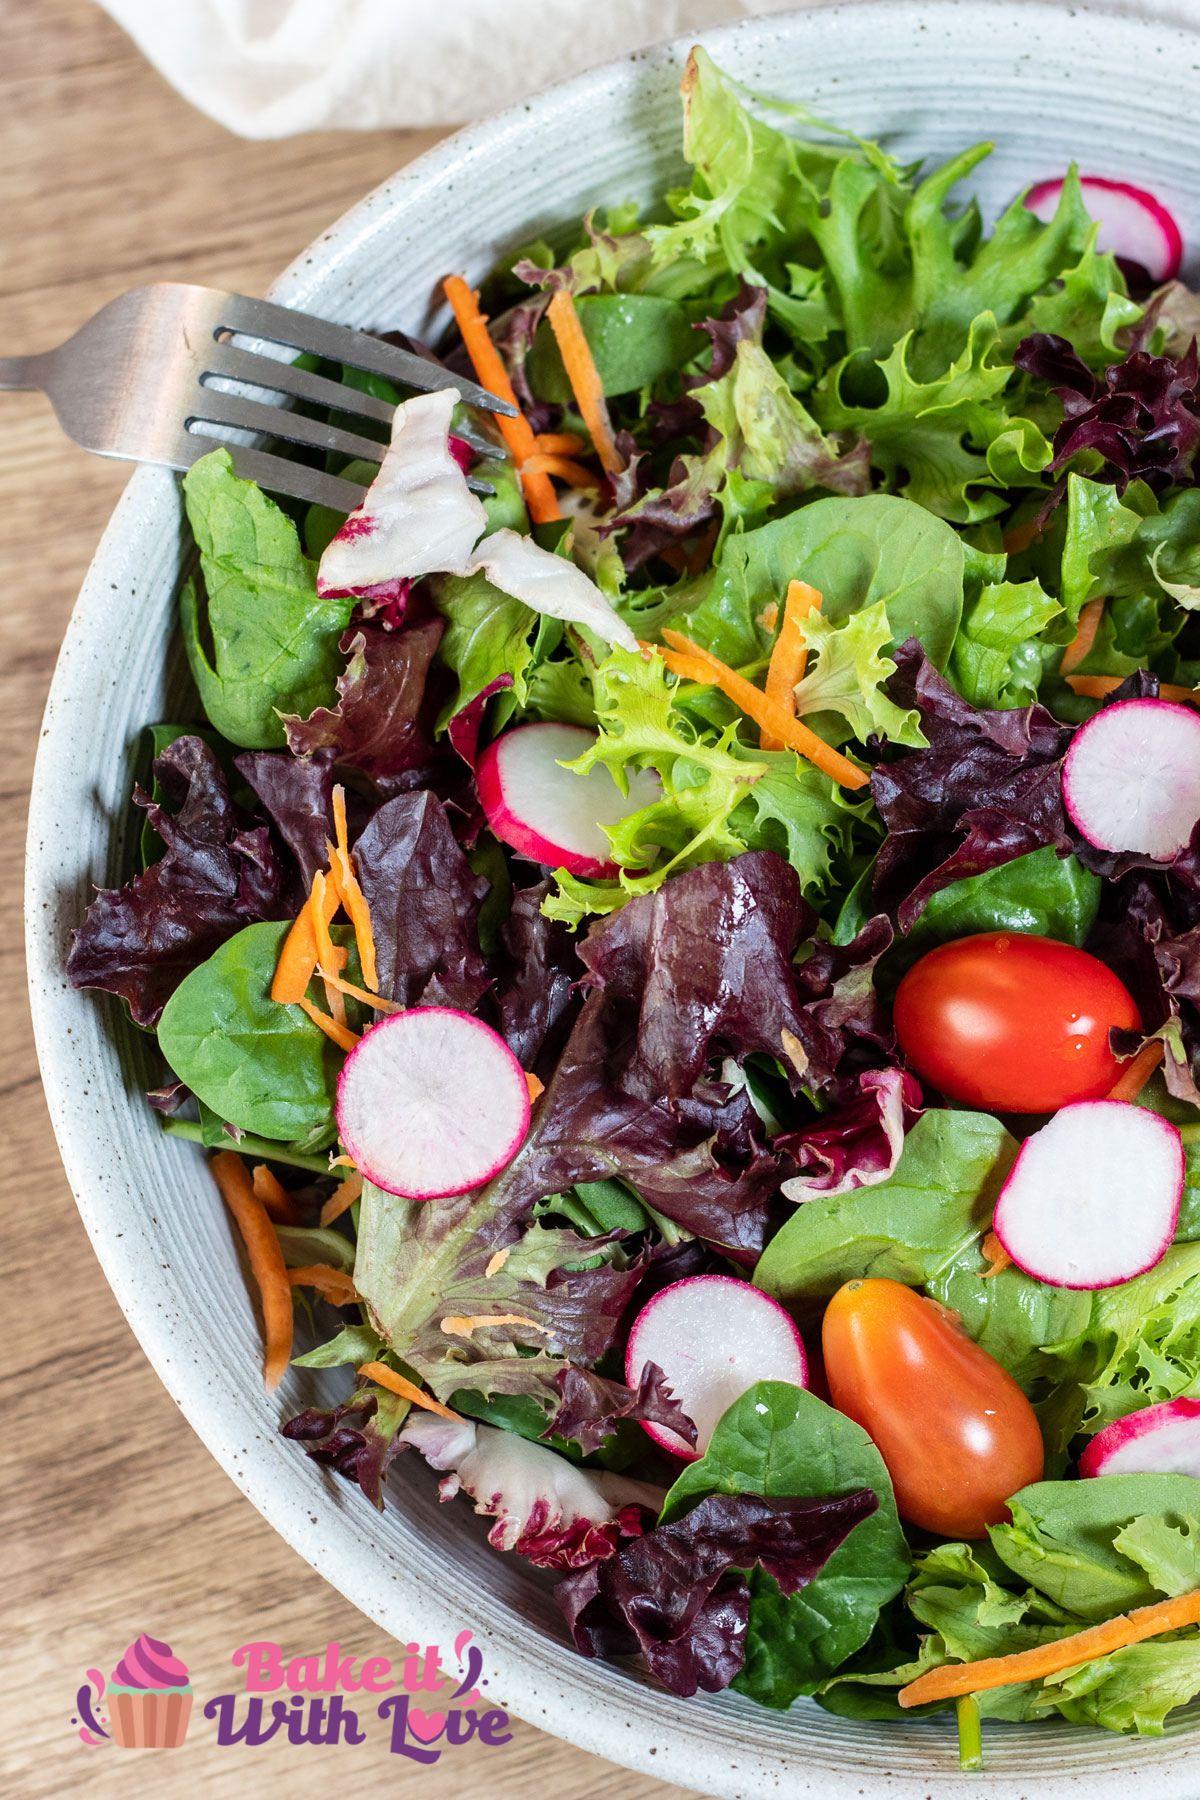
(949, 573), (1062, 709)
(661, 1382), (909, 1707)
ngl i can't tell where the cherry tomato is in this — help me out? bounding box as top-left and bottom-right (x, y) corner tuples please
(822, 1278), (1044, 1538)
(893, 932), (1139, 1113)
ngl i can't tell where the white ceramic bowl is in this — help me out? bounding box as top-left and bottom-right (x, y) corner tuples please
(26, 5), (1200, 1793)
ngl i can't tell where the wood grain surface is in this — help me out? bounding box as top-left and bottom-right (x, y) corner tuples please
(0, 4), (695, 1794)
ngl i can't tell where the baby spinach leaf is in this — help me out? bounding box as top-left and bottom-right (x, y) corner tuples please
(157, 920), (358, 1141)
(181, 449), (353, 748)
(754, 1109), (1017, 1306)
(662, 1382), (909, 1706)
(902, 848), (1101, 963)
(527, 294), (700, 399)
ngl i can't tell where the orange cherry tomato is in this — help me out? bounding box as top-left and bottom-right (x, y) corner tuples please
(893, 932), (1140, 1113)
(821, 1278), (1044, 1538)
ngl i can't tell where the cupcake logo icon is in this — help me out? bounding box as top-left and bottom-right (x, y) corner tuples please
(74, 1634), (193, 1749)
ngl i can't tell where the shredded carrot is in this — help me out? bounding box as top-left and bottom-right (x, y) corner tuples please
(319, 1168), (364, 1228)
(657, 630), (870, 790)
(758, 602), (780, 633)
(297, 995), (360, 1053)
(780, 1028), (810, 1080)
(979, 1231), (1013, 1279)
(288, 1263), (359, 1306)
(521, 452), (601, 488)
(1060, 597), (1105, 676)
(251, 1163), (302, 1226)
(484, 1247), (511, 1278)
(898, 1587), (1200, 1708)
(272, 871), (341, 1006)
(1107, 1039), (1165, 1101)
(443, 275), (560, 524)
(440, 1313), (548, 1339)
(546, 289), (623, 477)
(1003, 518), (1042, 555)
(358, 1361), (462, 1421)
(318, 964), (402, 1015)
(526, 1071), (545, 1103)
(1066, 674), (1200, 705)
(329, 1153), (357, 1170)
(762, 581), (823, 750)
(211, 1151), (293, 1387)
(534, 431), (587, 455)
(328, 788), (379, 994)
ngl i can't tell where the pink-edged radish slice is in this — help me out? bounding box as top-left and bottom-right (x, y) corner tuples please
(1025, 175), (1183, 282)
(1062, 698), (1200, 861)
(477, 721), (661, 878)
(625, 1274), (808, 1460)
(335, 1008), (530, 1199)
(1079, 1397), (1200, 1479)
(992, 1099), (1183, 1290)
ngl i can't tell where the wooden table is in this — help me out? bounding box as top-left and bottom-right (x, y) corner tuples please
(0, 5), (695, 1794)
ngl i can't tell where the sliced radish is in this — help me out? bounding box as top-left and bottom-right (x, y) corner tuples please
(1025, 175), (1183, 282)
(625, 1275), (808, 1460)
(1062, 698), (1200, 861)
(1080, 1398), (1200, 1479)
(317, 387), (486, 597)
(335, 1008), (530, 1199)
(477, 722), (661, 877)
(472, 527), (638, 652)
(992, 1100), (1183, 1290)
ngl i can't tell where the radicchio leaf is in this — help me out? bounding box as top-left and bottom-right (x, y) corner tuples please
(282, 617), (445, 791)
(67, 735), (283, 1027)
(352, 791), (490, 1008)
(779, 1068), (923, 1201)
(1014, 332), (1200, 493)
(547, 1361), (697, 1454)
(1091, 847), (1200, 1105)
(281, 1385), (410, 1510)
(871, 640), (1073, 928)
(447, 673), (514, 771)
(556, 1487), (878, 1696)
(399, 1411), (661, 1570)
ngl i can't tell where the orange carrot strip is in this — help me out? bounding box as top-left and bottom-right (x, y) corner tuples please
(271, 872), (341, 1006)
(762, 581), (823, 750)
(327, 790), (379, 995)
(358, 1361), (462, 1421)
(1066, 674), (1200, 705)
(287, 1264), (360, 1306)
(898, 1588), (1200, 1708)
(251, 1164), (302, 1226)
(546, 290), (623, 477)
(318, 964), (402, 1014)
(658, 631), (870, 790)
(1107, 1039), (1165, 1102)
(443, 275), (560, 524)
(526, 1071), (545, 1103)
(211, 1151), (293, 1387)
(534, 431), (587, 455)
(1003, 519), (1042, 555)
(1060, 597), (1105, 676)
(979, 1231), (1013, 1279)
(319, 1169), (364, 1228)
(297, 995), (360, 1053)
(440, 1313), (548, 1339)
(521, 452), (602, 488)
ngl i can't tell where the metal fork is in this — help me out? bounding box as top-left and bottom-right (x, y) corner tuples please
(0, 283), (514, 512)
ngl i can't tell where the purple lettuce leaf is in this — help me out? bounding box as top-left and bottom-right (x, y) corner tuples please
(281, 1385), (410, 1510)
(546, 1361), (697, 1455)
(234, 745), (335, 893)
(778, 1068), (923, 1202)
(871, 640), (1073, 929)
(790, 915), (897, 1080)
(1014, 332), (1200, 493)
(488, 878), (584, 1072)
(66, 735), (283, 1027)
(556, 1487), (878, 1697)
(1091, 848), (1200, 1104)
(282, 616), (446, 791)
(352, 791), (491, 1009)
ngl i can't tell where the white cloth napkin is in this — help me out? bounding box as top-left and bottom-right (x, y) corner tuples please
(97, 0), (824, 136)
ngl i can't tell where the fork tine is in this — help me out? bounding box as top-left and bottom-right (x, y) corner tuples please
(190, 389), (386, 466)
(205, 340), (504, 460)
(215, 292), (517, 417)
(171, 434), (370, 512)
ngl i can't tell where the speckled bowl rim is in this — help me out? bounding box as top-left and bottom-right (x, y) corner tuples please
(26, 5), (1200, 1796)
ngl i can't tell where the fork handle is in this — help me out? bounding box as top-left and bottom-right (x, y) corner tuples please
(0, 355), (43, 392)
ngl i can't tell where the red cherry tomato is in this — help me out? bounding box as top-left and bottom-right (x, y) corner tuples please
(822, 1278), (1044, 1538)
(893, 932), (1139, 1113)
